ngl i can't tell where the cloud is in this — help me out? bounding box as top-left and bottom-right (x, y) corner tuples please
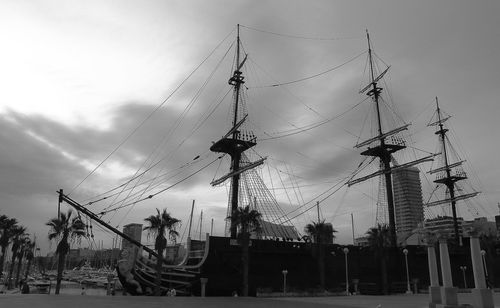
(1, 0), (500, 254)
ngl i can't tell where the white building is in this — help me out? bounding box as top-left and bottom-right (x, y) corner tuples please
(393, 167), (424, 242)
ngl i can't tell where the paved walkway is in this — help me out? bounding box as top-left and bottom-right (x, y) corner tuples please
(1, 293), (500, 308)
(275, 292), (500, 307)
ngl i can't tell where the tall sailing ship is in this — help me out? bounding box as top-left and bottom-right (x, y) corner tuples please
(58, 25), (300, 295)
(56, 26), (489, 296)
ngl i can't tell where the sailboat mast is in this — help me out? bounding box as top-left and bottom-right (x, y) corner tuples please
(436, 98), (452, 172)
(233, 24), (241, 129)
(228, 24), (245, 238)
(199, 210), (203, 240)
(434, 97), (460, 244)
(188, 200), (195, 239)
(365, 30), (397, 247)
(367, 31), (384, 137)
(209, 24), (261, 239)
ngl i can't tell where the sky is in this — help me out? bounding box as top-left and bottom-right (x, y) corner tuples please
(1, 0), (499, 255)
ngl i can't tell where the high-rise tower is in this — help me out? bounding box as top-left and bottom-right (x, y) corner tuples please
(393, 167), (424, 241)
(122, 223), (143, 251)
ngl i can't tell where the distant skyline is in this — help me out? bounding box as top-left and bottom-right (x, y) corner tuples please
(1, 0), (499, 254)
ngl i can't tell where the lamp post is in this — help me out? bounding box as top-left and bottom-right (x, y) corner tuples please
(282, 270), (288, 296)
(480, 250), (489, 288)
(343, 247), (349, 296)
(459, 266), (467, 289)
(403, 248), (412, 294)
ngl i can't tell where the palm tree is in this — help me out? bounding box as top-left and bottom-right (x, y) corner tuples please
(366, 224), (392, 294)
(24, 239), (36, 281)
(144, 208), (181, 296)
(46, 210), (86, 294)
(7, 225), (26, 289)
(231, 205), (262, 296)
(15, 237), (30, 288)
(304, 220), (337, 290)
(0, 215), (18, 278)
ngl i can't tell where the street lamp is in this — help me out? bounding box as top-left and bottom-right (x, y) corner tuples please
(480, 250), (489, 288)
(282, 270), (288, 296)
(459, 266), (467, 289)
(343, 247), (349, 296)
(403, 249), (412, 294)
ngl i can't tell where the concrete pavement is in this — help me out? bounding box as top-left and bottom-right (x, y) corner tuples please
(1, 292), (500, 308)
(275, 293), (500, 307)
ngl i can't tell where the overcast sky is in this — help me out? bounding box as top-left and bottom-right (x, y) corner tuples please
(1, 0), (499, 254)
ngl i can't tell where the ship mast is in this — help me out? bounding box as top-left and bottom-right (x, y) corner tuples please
(427, 97), (479, 245)
(435, 97), (459, 242)
(347, 31), (434, 247)
(209, 24), (264, 238)
(364, 31), (399, 247)
(229, 25), (243, 239)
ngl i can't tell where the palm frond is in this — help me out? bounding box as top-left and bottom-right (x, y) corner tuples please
(143, 208), (181, 253)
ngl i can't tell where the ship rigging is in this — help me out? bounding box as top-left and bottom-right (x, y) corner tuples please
(346, 31), (435, 247)
(425, 97), (480, 244)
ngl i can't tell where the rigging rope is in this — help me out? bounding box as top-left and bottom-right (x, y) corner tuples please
(69, 27), (236, 195)
(274, 156), (372, 225)
(247, 57), (324, 118)
(240, 24), (362, 41)
(109, 40), (236, 223)
(261, 96), (369, 141)
(82, 38), (235, 223)
(84, 154), (206, 207)
(282, 179), (349, 225)
(101, 158), (210, 213)
(250, 51), (366, 88)
(99, 155), (223, 214)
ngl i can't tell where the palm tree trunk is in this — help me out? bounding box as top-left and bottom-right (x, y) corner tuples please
(24, 258), (32, 281)
(55, 252), (66, 294)
(155, 255), (162, 296)
(381, 254), (388, 295)
(0, 246), (6, 277)
(319, 243), (326, 290)
(242, 235), (249, 296)
(15, 250), (24, 287)
(7, 252), (17, 289)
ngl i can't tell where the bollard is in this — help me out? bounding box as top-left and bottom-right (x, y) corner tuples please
(470, 235), (494, 308)
(438, 239), (459, 307)
(200, 277), (208, 297)
(427, 244), (441, 308)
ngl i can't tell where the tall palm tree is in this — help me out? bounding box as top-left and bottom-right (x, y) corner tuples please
(304, 220), (337, 290)
(231, 205), (262, 297)
(366, 224), (392, 294)
(7, 225), (26, 289)
(144, 208), (181, 296)
(0, 215), (18, 278)
(46, 210), (86, 294)
(15, 237), (30, 288)
(24, 239), (36, 281)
